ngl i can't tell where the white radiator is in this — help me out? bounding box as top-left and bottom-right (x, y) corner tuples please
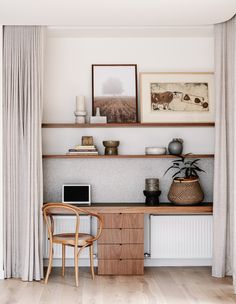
(150, 215), (212, 264)
(43, 215), (91, 260)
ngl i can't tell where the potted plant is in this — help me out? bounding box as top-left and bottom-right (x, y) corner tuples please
(164, 154), (205, 205)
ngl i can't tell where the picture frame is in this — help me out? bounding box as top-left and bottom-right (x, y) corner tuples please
(140, 72), (214, 123)
(92, 64), (138, 123)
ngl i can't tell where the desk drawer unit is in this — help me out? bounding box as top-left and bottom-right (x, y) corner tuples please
(98, 213), (144, 275)
(99, 228), (143, 244)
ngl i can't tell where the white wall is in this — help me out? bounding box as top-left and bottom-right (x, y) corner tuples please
(0, 25), (4, 279)
(43, 31), (215, 203)
(43, 34), (215, 156)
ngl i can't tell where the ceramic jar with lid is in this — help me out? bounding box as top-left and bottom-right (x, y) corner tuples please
(168, 138), (183, 155)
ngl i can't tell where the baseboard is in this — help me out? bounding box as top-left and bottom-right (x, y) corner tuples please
(44, 258), (98, 267)
(144, 258), (212, 267)
(0, 270), (4, 280)
(44, 258), (212, 268)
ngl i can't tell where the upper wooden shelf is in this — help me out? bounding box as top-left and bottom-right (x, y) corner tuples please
(42, 122), (215, 128)
(43, 154), (214, 159)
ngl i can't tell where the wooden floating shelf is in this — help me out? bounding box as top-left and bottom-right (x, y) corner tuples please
(42, 122), (215, 128)
(43, 154), (214, 159)
(45, 202), (213, 215)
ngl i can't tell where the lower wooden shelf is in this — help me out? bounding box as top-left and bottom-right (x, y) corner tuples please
(43, 154), (214, 159)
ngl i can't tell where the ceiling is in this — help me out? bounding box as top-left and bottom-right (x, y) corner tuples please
(0, 0), (235, 26)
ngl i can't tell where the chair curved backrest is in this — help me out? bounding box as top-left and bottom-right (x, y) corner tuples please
(42, 203), (103, 246)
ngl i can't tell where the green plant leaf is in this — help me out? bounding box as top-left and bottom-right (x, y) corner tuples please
(172, 167), (186, 179)
(172, 159), (184, 163)
(164, 165), (179, 176)
(172, 162), (180, 166)
(192, 167), (206, 173)
(192, 169), (199, 177)
(172, 170), (182, 178)
(190, 159), (200, 165)
(185, 168), (190, 178)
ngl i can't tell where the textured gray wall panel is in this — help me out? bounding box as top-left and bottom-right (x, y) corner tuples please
(43, 158), (214, 203)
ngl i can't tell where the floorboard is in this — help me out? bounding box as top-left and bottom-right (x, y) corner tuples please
(0, 267), (235, 304)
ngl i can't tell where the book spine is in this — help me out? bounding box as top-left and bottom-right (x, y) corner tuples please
(75, 145), (96, 150)
(67, 152), (99, 155)
(69, 149), (97, 152)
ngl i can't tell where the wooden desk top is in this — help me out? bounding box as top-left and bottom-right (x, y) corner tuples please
(44, 202), (213, 215)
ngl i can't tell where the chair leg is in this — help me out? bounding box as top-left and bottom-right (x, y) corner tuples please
(89, 245), (95, 280)
(74, 246), (79, 287)
(74, 245), (88, 287)
(45, 242), (53, 284)
(62, 244), (65, 277)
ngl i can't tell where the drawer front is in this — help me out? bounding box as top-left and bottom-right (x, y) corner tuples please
(98, 259), (144, 275)
(101, 213), (144, 228)
(99, 229), (121, 243)
(122, 214), (144, 228)
(99, 229), (143, 244)
(98, 244), (144, 259)
(101, 214), (122, 228)
(121, 229), (144, 243)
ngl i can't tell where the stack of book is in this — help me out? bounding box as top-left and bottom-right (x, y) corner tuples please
(67, 144), (99, 155)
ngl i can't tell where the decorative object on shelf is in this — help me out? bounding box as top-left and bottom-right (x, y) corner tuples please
(145, 178), (159, 191)
(82, 136), (94, 146)
(145, 147), (166, 155)
(103, 140), (120, 155)
(74, 95), (86, 124)
(90, 107), (107, 124)
(67, 136), (98, 155)
(168, 138), (183, 155)
(140, 72), (214, 123)
(92, 64), (138, 123)
(164, 154), (205, 205)
(96, 107), (100, 116)
(143, 190), (161, 206)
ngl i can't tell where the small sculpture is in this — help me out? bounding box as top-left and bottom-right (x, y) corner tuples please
(103, 141), (119, 155)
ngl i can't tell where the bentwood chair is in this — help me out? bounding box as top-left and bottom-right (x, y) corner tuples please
(42, 203), (103, 287)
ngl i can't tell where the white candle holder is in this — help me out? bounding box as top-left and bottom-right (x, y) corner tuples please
(74, 111), (86, 124)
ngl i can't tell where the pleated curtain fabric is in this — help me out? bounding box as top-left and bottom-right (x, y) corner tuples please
(3, 26), (45, 281)
(212, 15), (236, 292)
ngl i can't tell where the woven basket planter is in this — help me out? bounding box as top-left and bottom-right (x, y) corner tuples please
(168, 178), (204, 205)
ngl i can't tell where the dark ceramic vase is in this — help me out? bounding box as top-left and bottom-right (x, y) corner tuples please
(168, 138), (183, 155)
(143, 190), (161, 206)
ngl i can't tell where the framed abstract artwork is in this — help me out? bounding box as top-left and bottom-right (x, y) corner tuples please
(140, 72), (214, 123)
(92, 64), (138, 123)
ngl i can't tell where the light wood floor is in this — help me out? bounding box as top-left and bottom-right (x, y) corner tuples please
(0, 267), (235, 304)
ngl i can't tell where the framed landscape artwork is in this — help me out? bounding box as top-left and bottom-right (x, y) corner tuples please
(140, 72), (214, 123)
(92, 64), (138, 123)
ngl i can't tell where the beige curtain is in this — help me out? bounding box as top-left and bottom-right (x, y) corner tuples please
(3, 26), (45, 281)
(213, 15), (236, 292)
